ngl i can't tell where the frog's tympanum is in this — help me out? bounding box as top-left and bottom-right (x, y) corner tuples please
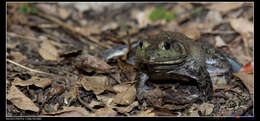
(134, 32), (232, 104)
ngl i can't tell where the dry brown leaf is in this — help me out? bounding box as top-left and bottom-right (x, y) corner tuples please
(101, 22), (119, 31)
(38, 40), (60, 61)
(114, 101), (139, 113)
(12, 78), (34, 86)
(90, 107), (117, 116)
(7, 86), (40, 112)
(10, 51), (27, 63)
(230, 18), (253, 56)
(230, 18), (253, 34)
(12, 76), (52, 89)
(163, 20), (180, 32)
(215, 36), (226, 47)
(96, 95), (114, 106)
(33, 77), (52, 88)
(76, 25), (101, 36)
(58, 7), (71, 20)
(81, 54), (114, 73)
(180, 23), (201, 40)
(110, 72), (121, 84)
(135, 109), (156, 117)
(204, 10), (223, 30)
(198, 103), (214, 115)
(112, 83), (131, 93)
(117, 59), (136, 82)
(131, 8), (152, 28)
(80, 76), (114, 95)
(7, 41), (19, 49)
(88, 100), (104, 108)
(207, 3), (243, 14)
(234, 72), (254, 96)
(9, 11), (28, 25)
(35, 4), (58, 17)
(42, 106), (89, 117)
(113, 85), (136, 105)
(205, 10), (223, 24)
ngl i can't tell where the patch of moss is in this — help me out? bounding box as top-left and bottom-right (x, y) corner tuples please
(149, 8), (177, 22)
(18, 3), (38, 14)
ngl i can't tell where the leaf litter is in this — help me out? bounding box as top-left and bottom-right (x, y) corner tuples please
(6, 2), (253, 116)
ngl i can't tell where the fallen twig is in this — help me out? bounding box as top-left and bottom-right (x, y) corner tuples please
(7, 59), (54, 76)
(7, 32), (41, 42)
(201, 30), (237, 35)
(36, 12), (111, 49)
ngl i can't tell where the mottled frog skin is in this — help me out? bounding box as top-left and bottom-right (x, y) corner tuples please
(134, 32), (232, 103)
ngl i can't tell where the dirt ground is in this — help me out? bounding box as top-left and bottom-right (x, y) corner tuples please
(6, 2), (254, 117)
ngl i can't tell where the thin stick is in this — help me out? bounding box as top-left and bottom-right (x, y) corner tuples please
(201, 30), (236, 35)
(7, 32), (41, 42)
(7, 59), (54, 76)
(36, 12), (111, 49)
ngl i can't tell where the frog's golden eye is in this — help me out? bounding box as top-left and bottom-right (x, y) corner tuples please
(139, 40), (143, 48)
(163, 42), (171, 50)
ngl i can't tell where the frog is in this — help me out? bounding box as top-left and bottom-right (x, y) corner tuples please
(135, 32), (215, 104)
(99, 31), (238, 105)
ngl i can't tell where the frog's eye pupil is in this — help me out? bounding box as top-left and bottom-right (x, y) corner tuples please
(139, 40), (143, 48)
(164, 42), (171, 50)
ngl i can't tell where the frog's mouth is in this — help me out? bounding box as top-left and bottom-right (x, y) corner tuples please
(144, 56), (187, 65)
(144, 42), (188, 64)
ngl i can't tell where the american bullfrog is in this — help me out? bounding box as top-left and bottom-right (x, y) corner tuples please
(99, 31), (241, 105)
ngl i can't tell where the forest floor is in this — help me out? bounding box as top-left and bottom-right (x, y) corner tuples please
(6, 2), (253, 117)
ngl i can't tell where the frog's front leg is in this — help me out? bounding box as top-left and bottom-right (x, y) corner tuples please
(197, 68), (213, 102)
(136, 72), (152, 103)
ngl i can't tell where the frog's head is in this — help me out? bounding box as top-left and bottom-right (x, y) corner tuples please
(136, 32), (189, 65)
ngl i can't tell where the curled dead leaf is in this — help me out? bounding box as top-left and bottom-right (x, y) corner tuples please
(9, 51), (27, 63)
(96, 95), (114, 106)
(89, 107), (117, 116)
(38, 40), (60, 61)
(135, 109), (156, 117)
(198, 103), (214, 115)
(80, 76), (114, 95)
(112, 83), (131, 93)
(7, 86), (40, 112)
(58, 7), (71, 20)
(12, 76), (52, 89)
(215, 36), (226, 47)
(114, 101), (139, 113)
(230, 18), (253, 34)
(81, 55), (114, 73)
(131, 8), (153, 28)
(42, 106), (89, 117)
(113, 85), (136, 105)
(180, 23), (201, 40)
(207, 3), (243, 14)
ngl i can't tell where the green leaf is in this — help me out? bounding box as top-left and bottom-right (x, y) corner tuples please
(149, 8), (167, 21)
(18, 3), (38, 14)
(149, 7), (177, 22)
(30, 7), (38, 14)
(165, 12), (177, 22)
(18, 3), (29, 14)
